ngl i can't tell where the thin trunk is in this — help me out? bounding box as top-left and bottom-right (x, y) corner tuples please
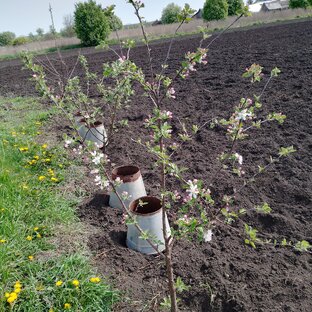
(159, 133), (178, 312)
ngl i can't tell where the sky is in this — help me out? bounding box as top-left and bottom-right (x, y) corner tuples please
(0, 0), (205, 37)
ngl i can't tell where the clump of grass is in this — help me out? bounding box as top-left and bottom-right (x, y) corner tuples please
(0, 97), (117, 311)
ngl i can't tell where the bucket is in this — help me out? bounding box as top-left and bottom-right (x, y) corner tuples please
(109, 165), (147, 209)
(79, 120), (108, 148)
(126, 196), (170, 255)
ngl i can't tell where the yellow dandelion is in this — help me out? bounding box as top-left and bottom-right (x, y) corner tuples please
(37, 131), (41, 135)
(11, 131), (17, 137)
(4, 292), (10, 298)
(0, 208), (5, 212)
(14, 281), (22, 288)
(26, 235), (33, 241)
(0, 239), (7, 244)
(55, 280), (63, 287)
(36, 233), (42, 238)
(58, 164), (63, 168)
(35, 121), (42, 126)
(90, 277), (101, 283)
(19, 147), (29, 152)
(38, 176), (46, 181)
(14, 288), (21, 294)
(44, 158), (51, 163)
(7, 292), (17, 304)
(64, 303), (71, 309)
(48, 169), (55, 176)
(72, 279), (79, 287)
(51, 177), (59, 182)
(28, 255), (34, 261)
(49, 309), (54, 312)
(42, 144), (48, 149)
(33, 155), (40, 160)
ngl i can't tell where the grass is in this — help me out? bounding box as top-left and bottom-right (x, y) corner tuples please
(0, 97), (117, 311)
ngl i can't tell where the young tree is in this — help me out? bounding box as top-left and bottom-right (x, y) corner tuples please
(60, 14), (75, 37)
(161, 3), (182, 24)
(36, 28), (44, 37)
(203, 0), (229, 21)
(74, 0), (111, 46)
(0, 31), (16, 46)
(289, 0), (310, 8)
(227, 0), (244, 16)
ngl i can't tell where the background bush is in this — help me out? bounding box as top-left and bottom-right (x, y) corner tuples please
(74, 0), (110, 46)
(289, 0), (310, 8)
(12, 36), (29, 46)
(161, 3), (182, 24)
(227, 0), (244, 16)
(0, 31), (16, 46)
(203, 0), (229, 21)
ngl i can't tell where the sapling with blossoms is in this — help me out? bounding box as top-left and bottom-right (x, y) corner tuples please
(22, 1), (310, 311)
(122, 2), (306, 311)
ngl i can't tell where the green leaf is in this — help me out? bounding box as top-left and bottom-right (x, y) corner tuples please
(271, 67), (281, 77)
(278, 146), (296, 157)
(255, 202), (272, 214)
(175, 277), (190, 293)
(294, 240), (311, 252)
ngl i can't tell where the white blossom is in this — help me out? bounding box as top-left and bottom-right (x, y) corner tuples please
(234, 153), (243, 165)
(186, 179), (199, 199)
(203, 229), (213, 242)
(236, 109), (252, 121)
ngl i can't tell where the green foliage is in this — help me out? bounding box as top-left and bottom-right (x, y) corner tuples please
(175, 277), (190, 293)
(278, 146), (296, 157)
(294, 240), (311, 252)
(255, 202), (272, 214)
(227, 0), (244, 16)
(0, 31), (16, 46)
(12, 36), (29, 46)
(244, 224), (258, 248)
(203, 0), (228, 21)
(74, 0), (111, 46)
(109, 14), (123, 31)
(289, 0), (310, 8)
(161, 3), (182, 24)
(103, 5), (123, 31)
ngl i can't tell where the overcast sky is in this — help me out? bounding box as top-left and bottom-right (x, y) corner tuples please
(0, 0), (205, 36)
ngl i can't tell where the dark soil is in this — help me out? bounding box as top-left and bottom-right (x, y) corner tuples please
(1, 19), (312, 312)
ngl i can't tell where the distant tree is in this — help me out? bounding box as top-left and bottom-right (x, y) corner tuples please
(109, 14), (123, 31)
(103, 5), (123, 31)
(74, 0), (111, 46)
(203, 0), (228, 21)
(227, 0), (244, 15)
(161, 3), (182, 24)
(36, 28), (44, 37)
(43, 26), (60, 40)
(0, 31), (16, 46)
(289, 0), (310, 8)
(60, 14), (75, 37)
(28, 32), (36, 41)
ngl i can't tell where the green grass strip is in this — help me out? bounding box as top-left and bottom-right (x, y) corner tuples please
(0, 97), (117, 312)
